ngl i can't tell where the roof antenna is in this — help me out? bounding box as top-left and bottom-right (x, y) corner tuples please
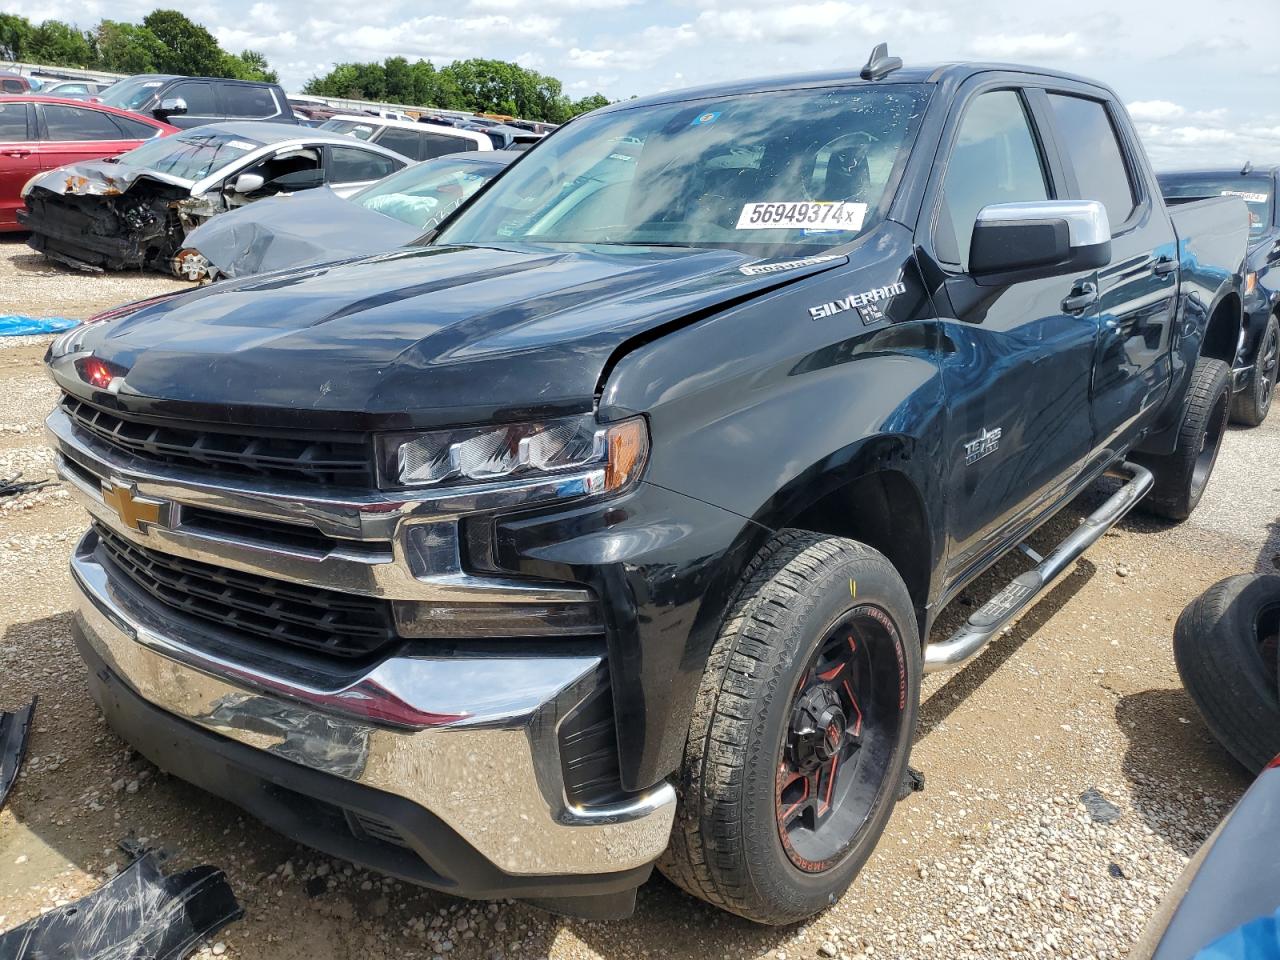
(860, 42), (903, 81)
(1241, 160), (1253, 176)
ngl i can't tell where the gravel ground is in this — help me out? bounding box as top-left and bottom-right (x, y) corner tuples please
(0, 233), (188, 321)
(0, 243), (1268, 959)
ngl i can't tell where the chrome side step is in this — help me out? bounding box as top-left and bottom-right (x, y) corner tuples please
(923, 461), (1153, 674)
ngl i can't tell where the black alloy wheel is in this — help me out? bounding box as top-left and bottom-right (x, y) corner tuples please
(776, 609), (904, 872)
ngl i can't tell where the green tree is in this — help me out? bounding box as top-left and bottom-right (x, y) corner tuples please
(95, 20), (167, 73)
(303, 56), (608, 122)
(572, 93), (610, 115)
(142, 9), (223, 75)
(27, 20), (94, 67)
(0, 13), (32, 61)
(221, 49), (277, 82)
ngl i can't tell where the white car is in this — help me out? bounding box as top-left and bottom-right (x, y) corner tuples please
(319, 115), (491, 163)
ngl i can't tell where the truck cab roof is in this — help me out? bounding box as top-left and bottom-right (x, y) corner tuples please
(603, 62), (1115, 113)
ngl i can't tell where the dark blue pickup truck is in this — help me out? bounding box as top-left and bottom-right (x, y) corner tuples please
(1161, 164), (1280, 425)
(44, 48), (1249, 923)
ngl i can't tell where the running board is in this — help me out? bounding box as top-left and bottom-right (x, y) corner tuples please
(923, 461), (1153, 674)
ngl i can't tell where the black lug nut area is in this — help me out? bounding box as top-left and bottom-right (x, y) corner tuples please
(788, 686), (847, 772)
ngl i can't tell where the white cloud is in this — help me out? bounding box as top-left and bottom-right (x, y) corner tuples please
(968, 32), (1089, 60)
(1127, 100), (1184, 121)
(694, 2), (949, 44)
(567, 47), (617, 69)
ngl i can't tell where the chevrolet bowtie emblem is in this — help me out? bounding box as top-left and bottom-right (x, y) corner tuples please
(101, 482), (164, 532)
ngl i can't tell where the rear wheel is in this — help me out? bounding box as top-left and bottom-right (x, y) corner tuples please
(658, 530), (920, 924)
(1137, 357), (1231, 521)
(1231, 315), (1279, 426)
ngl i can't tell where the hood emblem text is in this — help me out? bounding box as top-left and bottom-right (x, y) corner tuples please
(809, 281), (907, 321)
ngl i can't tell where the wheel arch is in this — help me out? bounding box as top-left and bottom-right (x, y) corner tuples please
(747, 436), (939, 644)
(1201, 291), (1243, 365)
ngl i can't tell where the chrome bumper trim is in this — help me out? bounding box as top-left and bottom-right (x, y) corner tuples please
(71, 532), (676, 876)
(48, 407), (593, 604)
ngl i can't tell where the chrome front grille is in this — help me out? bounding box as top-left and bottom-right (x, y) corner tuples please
(60, 394), (374, 487)
(94, 522), (398, 659)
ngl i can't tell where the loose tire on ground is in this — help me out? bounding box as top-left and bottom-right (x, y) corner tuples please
(1230, 314), (1279, 427)
(1173, 574), (1280, 775)
(658, 530), (920, 924)
(1136, 357), (1231, 521)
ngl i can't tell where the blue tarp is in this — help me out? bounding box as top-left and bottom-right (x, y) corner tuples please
(1197, 909), (1280, 959)
(0, 316), (79, 336)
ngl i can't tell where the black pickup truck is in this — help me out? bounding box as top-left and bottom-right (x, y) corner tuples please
(45, 49), (1248, 924)
(1160, 164), (1280, 425)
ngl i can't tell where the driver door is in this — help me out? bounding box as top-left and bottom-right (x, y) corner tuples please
(921, 82), (1102, 583)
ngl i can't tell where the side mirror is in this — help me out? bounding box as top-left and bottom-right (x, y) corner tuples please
(231, 172), (265, 194)
(155, 97), (187, 119)
(969, 200), (1111, 285)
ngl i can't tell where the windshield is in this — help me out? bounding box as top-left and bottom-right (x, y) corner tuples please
(319, 119), (377, 140)
(98, 76), (168, 111)
(438, 84), (931, 254)
(1161, 175), (1275, 240)
(353, 156), (505, 229)
(118, 130), (263, 182)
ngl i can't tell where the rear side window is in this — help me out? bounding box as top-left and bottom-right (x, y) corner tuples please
(1, 78), (25, 94)
(43, 104), (127, 141)
(221, 84), (277, 119)
(376, 127), (425, 160)
(421, 132), (472, 159)
(937, 89), (1050, 267)
(110, 114), (162, 139)
(168, 81), (218, 115)
(1047, 94), (1137, 230)
(0, 103), (28, 142)
(327, 146), (400, 183)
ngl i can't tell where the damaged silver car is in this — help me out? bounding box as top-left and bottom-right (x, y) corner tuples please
(185, 150), (518, 280)
(19, 121), (410, 276)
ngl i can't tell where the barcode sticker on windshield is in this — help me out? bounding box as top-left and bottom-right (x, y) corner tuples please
(1222, 191), (1268, 203)
(736, 201), (867, 231)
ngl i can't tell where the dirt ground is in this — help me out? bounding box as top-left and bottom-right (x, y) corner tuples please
(0, 244), (1273, 959)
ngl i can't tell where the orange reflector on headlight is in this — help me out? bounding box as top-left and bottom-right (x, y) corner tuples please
(604, 417), (649, 492)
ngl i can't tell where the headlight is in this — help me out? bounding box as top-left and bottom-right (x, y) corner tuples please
(20, 174), (40, 198)
(377, 414), (648, 493)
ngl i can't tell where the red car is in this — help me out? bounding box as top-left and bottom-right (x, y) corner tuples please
(0, 96), (179, 231)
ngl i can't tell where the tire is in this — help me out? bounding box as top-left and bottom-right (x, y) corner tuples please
(658, 530), (921, 924)
(1230, 315), (1279, 427)
(1137, 357), (1231, 521)
(1173, 574), (1280, 775)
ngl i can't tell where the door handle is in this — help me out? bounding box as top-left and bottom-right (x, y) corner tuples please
(1152, 256), (1176, 276)
(1, 149), (31, 158)
(1062, 281), (1099, 313)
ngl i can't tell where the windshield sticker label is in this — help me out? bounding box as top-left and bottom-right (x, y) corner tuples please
(690, 111), (721, 126)
(809, 281), (906, 321)
(737, 201), (866, 231)
(226, 140), (257, 151)
(1222, 191), (1268, 203)
(739, 255), (840, 277)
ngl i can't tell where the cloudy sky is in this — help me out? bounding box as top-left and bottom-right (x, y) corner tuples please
(13, 0), (1280, 167)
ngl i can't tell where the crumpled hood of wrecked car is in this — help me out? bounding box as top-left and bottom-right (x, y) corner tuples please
(27, 159), (194, 197)
(63, 241), (838, 430)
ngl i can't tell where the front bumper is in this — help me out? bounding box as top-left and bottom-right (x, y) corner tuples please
(69, 527), (675, 897)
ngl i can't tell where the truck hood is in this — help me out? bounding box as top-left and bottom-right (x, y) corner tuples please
(27, 158), (195, 198)
(64, 242), (844, 430)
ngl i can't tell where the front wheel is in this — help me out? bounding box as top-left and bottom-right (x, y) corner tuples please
(658, 531), (920, 924)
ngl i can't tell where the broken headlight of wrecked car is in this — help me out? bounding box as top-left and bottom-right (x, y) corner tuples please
(377, 415), (649, 494)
